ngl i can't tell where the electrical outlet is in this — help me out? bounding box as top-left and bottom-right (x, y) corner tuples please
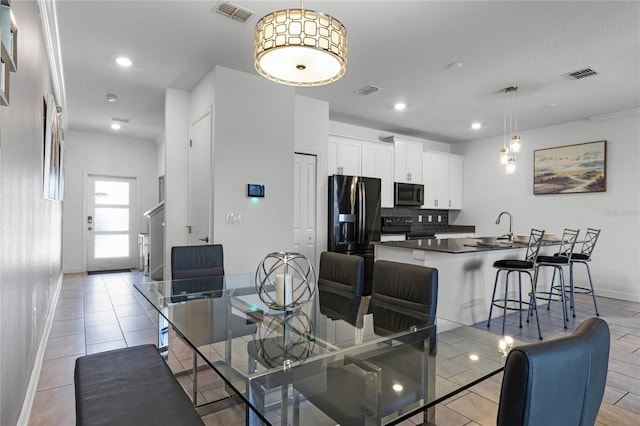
(437, 215), (442, 223)
(427, 215), (432, 223)
(418, 215), (423, 223)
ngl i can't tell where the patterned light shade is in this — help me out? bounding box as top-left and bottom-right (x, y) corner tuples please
(254, 8), (347, 86)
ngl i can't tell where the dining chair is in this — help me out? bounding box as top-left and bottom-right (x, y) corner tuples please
(487, 229), (545, 340)
(535, 228), (579, 328)
(318, 251), (365, 297)
(497, 317), (609, 426)
(171, 244), (224, 279)
(294, 260), (438, 425)
(169, 243), (224, 405)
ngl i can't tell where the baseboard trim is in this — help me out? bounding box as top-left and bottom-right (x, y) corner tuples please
(598, 289), (640, 303)
(63, 266), (84, 274)
(17, 271), (64, 426)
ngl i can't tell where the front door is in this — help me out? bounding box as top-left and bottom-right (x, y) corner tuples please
(293, 153), (317, 267)
(86, 175), (137, 271)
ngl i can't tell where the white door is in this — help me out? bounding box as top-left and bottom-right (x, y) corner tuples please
(293, 153), (317, 267)
(188, 108), (212, 245)
(86, 175), (137, 271)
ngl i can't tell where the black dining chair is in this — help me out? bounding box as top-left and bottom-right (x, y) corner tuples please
(169, 244), (225, 405)
(536, 228), (579, 328)
(317, 251), (365, 297)
(171, 244), (224, 279)
(497, 317), (610, 426)
(294, 260), (438, 426)
(487, 229), (545, 340)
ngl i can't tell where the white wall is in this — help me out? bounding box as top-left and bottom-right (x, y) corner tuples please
(62, 132), (158, 272)
(295, 95), (330, 264)
(0, 2), (63, 424)
(452, 113), (640, 301)
(155, 133), (166, 177)
(163, 66), (297, 275)
(163, 89), (190, 278)
(211, 66), (295, 273)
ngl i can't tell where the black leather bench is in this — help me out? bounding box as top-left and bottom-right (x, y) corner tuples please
(74, 344), (204, 425)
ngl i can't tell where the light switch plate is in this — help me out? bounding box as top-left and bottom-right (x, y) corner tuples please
(225, 213), (241, 224)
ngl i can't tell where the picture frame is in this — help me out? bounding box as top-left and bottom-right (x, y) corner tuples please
(0, 43), (9, 106)
(533, 140), (606, 195)
(43, 94), (62, 200)
(1, 1), (18, 72)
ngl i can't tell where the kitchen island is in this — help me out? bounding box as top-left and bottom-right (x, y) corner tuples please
(375, 237), (559, 325)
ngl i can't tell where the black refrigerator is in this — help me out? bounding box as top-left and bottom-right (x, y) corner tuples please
(328, 175), (381, 295)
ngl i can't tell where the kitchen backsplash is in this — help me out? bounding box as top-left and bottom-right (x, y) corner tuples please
(381, 207), (449, 234)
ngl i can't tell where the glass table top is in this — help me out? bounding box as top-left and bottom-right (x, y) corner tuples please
(134, 274), (515, 425)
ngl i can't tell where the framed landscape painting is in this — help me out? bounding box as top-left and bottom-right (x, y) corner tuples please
(534, 140), (606, 195)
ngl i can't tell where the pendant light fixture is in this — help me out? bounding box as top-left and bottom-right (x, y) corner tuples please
(500, 86), (521, 174)
(254, 0), (347, 86)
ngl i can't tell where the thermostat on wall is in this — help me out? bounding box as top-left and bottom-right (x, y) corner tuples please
(247, 184), (265, 198)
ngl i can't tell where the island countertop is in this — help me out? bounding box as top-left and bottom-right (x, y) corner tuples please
(375, 237), (560, 254)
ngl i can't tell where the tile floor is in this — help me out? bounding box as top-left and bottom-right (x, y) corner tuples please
(27, 271), (640, 425)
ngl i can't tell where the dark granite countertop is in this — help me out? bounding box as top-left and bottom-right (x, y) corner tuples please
(375, 237), (561, 254)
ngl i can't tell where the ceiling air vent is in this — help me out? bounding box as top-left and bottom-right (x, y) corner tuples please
(565, 67), (599, 80)
(111, 117), (130, 123)
(354, 85), (381, 95)
(214, 1), (254, 23)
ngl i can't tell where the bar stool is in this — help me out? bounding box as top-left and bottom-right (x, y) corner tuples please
(535, 228), (579, 329)
(558, 228), (601, 316)
(487, 228), (545, 340)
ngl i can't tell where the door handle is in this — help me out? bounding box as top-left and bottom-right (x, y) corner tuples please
(198, 237), (209, 243)
(88, 227), (93, 231)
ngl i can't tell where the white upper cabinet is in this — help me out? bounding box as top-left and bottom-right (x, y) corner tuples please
(393, 139), (423, 183)
(362, 142), (394, 208)
(448, 156), (464, 209)
(422, 151), (464, 210)
(328, 137), (361, 176)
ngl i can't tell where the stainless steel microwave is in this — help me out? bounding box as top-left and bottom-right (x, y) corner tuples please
(394, 182), (425, 206)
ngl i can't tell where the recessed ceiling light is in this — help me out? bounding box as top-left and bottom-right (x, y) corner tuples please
(469, 354), (479, 361)
(543, 103), (557, 109)
(394, 102), (407, 111)
(392, 384), (403, 392)
(115, 56), (132, 67)
(471, 122), (482, 130)
(106, 93), (118, 103)
(110, 123), (121, 130)
(446, 62), (463, 70)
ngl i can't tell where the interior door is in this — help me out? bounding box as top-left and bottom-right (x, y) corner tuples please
(188, 107), (212, 245)
(293, 153), (317, 267)
(86, 175), (137, 271)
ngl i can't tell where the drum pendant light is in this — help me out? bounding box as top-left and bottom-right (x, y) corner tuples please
(254, 1), (347, 86)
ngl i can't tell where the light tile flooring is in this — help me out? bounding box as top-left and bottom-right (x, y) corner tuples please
(27, 271), (640, 425)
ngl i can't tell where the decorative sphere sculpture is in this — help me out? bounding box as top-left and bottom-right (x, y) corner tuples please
(252, 311), (316, 369)
(255, 252), (316, 311)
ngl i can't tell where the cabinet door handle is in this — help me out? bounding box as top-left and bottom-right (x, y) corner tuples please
(449, 200), (451, 207)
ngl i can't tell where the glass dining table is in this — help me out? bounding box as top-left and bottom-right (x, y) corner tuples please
(134, 274), (514, 426)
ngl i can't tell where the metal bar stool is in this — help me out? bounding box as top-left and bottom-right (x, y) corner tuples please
(535, 228), (579, 329)
(487, 229), (545, 340)
(569, 228), (601, 316)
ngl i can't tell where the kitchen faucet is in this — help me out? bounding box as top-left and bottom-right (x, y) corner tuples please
(495, 211), (513, 241)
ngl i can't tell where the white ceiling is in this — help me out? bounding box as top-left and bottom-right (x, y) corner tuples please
(55, 1), (640, 143)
